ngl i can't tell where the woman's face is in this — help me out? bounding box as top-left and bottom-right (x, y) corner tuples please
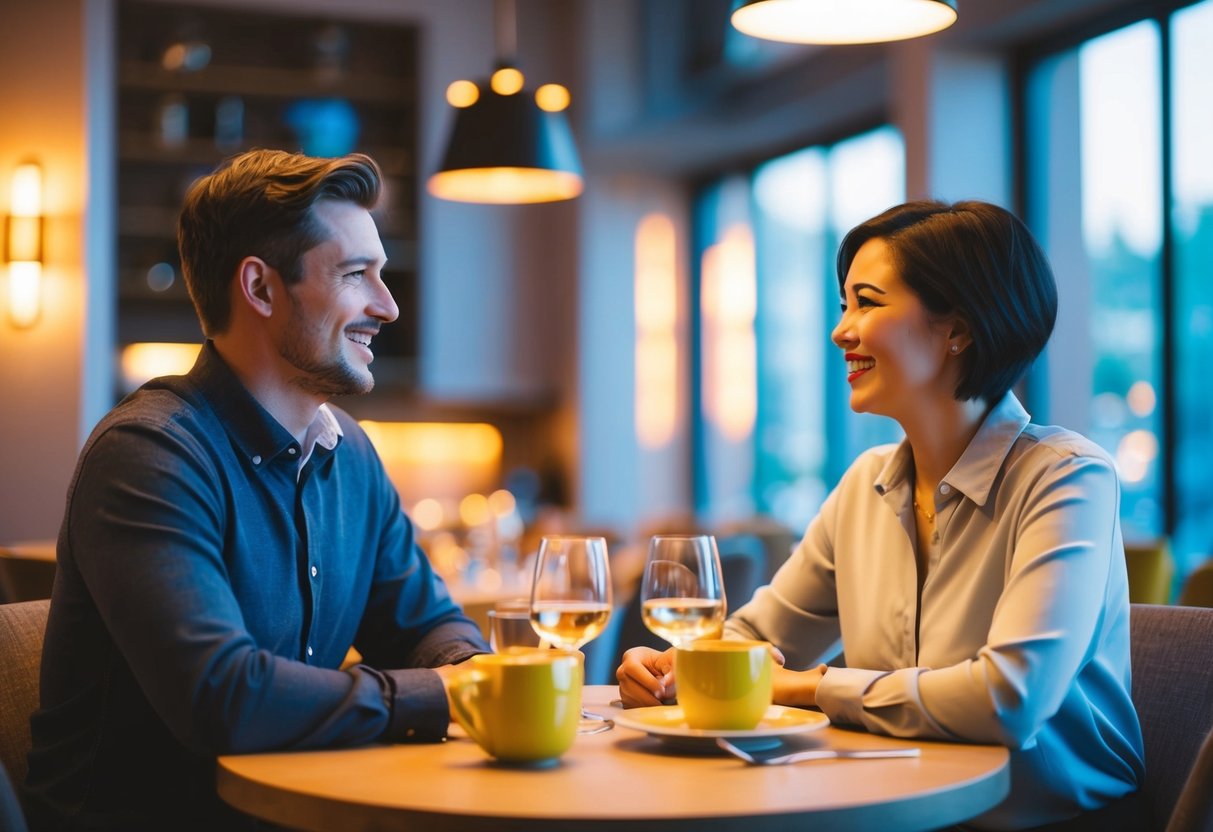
(830, 237), (963, 421)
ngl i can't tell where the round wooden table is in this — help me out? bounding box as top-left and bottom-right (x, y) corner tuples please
(217, 686), (1009, 831)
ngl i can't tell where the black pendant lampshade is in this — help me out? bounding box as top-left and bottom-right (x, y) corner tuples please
(427, 69), (583, 205)
(731, 0), (958, 45)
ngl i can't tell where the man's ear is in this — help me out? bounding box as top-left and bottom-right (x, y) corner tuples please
(234, 256), (278, 319)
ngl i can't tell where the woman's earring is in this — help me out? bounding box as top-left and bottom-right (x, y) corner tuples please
(950, 344), (959, 354)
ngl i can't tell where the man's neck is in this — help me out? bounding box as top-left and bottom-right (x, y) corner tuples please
(211, 336), (324, 444)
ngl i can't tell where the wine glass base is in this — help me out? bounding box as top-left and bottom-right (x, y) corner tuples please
(577, 709), (614, 734)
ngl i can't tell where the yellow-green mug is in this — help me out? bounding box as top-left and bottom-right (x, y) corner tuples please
(675, 639), (773, 730)
(449, 649), (583, 764)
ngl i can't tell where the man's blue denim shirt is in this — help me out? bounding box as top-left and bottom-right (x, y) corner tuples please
(25, 342), (488, 830)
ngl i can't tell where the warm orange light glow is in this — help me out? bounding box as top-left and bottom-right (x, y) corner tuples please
(701, 224), (757, 442)
(490, 67), (524, 95)
(459, 493), (491, 527)
(1117, 429), (1159, 483)
(7, 262), (40, 328)
(412, 497), (445, 531)
(634, 213), (679, 449)
(120, 342), (203, 391)
(11, 163), (42, 216)
(7, 161), (43, 329)
(446, 79), (480, 108)
(1127, 381), (1156, 418)
(427, 168), (583, 204)
(359, 421), (503, 504)
(535, 84), (570, 112)
(732, 0), (957, 45)
(488, 488), (517, 516)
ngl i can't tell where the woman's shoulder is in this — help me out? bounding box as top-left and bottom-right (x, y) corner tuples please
(1015, 422), (1117, 470)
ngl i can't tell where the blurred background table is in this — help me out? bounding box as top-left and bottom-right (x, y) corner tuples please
(0, 539), (56, 603)
(217, 686), (1010, 831)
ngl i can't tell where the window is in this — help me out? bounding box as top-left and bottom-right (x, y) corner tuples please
(694, 126), (905, 530)
(1024, 0), (1213, 574)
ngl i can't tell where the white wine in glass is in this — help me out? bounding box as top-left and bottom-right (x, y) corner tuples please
(529, 535), (613, 732)
(640, 535), (726, 647)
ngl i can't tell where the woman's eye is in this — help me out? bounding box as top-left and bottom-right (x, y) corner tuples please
(856, 294), (879, 308)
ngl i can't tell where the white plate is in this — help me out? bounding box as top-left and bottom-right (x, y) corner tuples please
(613, 704), (829, 752)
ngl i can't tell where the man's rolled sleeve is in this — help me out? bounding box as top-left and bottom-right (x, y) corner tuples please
(381, 668), (452, 743)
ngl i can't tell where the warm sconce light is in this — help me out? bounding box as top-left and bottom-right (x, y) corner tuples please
(731, 0), (958, 45)
(120, 342), (204, 392)
(359, 421), (504, 505)
(427, 0), (583, 204)
(6, 161), (43, 328)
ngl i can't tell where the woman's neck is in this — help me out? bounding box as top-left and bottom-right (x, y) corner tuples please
(902, 396), (991, 495)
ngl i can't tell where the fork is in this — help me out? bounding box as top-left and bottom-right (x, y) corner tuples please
(716, 736), (921, 765)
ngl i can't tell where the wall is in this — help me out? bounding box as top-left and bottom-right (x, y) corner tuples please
(0, 0), (92, 541)
(0, 0), (581, 541)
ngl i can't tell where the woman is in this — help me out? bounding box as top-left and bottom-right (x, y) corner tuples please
(618, 201), (1145, 830)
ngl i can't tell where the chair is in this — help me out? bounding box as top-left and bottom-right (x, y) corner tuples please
(1178, 559), (1213, 608)
(1129, 603), (1213, 831)
(0, 759), (30, 832)
(1168, 729), (1213, 832)
(1126, 541), (1175, 605)
(0, 599), (50, 790)
(608, 534), (769, 676)
(716, 516), (798, 582)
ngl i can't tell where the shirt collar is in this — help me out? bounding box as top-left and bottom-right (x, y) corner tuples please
(873, 391), (1031, 508)
(186, 341), (343, 467)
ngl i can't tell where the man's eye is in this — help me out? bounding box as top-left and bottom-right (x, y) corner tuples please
(345, 270), (366, 280)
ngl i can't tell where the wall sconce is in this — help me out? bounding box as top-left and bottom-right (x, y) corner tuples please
(6, 161), (43, 328)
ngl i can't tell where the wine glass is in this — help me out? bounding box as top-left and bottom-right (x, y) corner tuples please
(639, 534), (726, 648)
(529, 535), (613, 732)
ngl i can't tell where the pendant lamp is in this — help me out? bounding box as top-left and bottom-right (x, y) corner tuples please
(428, 0), (583, 204)
(731, 0), (958, 45)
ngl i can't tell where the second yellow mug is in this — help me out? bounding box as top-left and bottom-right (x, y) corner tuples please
(449, 649), (583, 764)
(675, 639), (773, 730)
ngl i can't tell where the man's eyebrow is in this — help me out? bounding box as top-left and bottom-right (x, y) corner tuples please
(335, 256), (381, 270)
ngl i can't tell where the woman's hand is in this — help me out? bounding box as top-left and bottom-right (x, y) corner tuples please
(772, 663), (828, 709)
(616, 646), (676, 707)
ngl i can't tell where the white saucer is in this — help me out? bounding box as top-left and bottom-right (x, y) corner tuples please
(613, 704), (829, 752)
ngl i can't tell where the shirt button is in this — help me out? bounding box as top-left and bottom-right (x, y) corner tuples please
(306, 646), (313, 657)
(406, 728), (416, 738)
(311, 565), (318, 578)
(940, 484), (951, 495)
(288, 447), (297, 456)
(252, 455), (262, 465)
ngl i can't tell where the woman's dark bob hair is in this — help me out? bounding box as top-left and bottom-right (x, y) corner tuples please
(836, 200), (1058, 406)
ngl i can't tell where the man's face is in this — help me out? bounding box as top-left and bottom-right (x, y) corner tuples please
(275, 199), (397, 397)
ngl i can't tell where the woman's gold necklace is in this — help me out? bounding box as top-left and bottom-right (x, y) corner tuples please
(913, 493), (936, 522)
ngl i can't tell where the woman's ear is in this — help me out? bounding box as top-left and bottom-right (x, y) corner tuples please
(947, 316), (974, 355)
(234, 256), (277, 319)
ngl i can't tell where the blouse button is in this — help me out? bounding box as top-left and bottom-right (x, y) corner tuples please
(939, 484), (951, 495)
(252, 455), (262, 465)
(311, 565), (318, 578)
(306, 646), (314, 657)
(288, 447), (297, 456)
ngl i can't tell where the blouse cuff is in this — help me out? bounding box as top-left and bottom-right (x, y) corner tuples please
(815, 666), (886, 725)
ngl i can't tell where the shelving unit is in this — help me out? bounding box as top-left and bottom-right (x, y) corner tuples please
(115, 0), (420, 392)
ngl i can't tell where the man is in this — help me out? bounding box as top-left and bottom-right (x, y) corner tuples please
(24, 150), (489, 831)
